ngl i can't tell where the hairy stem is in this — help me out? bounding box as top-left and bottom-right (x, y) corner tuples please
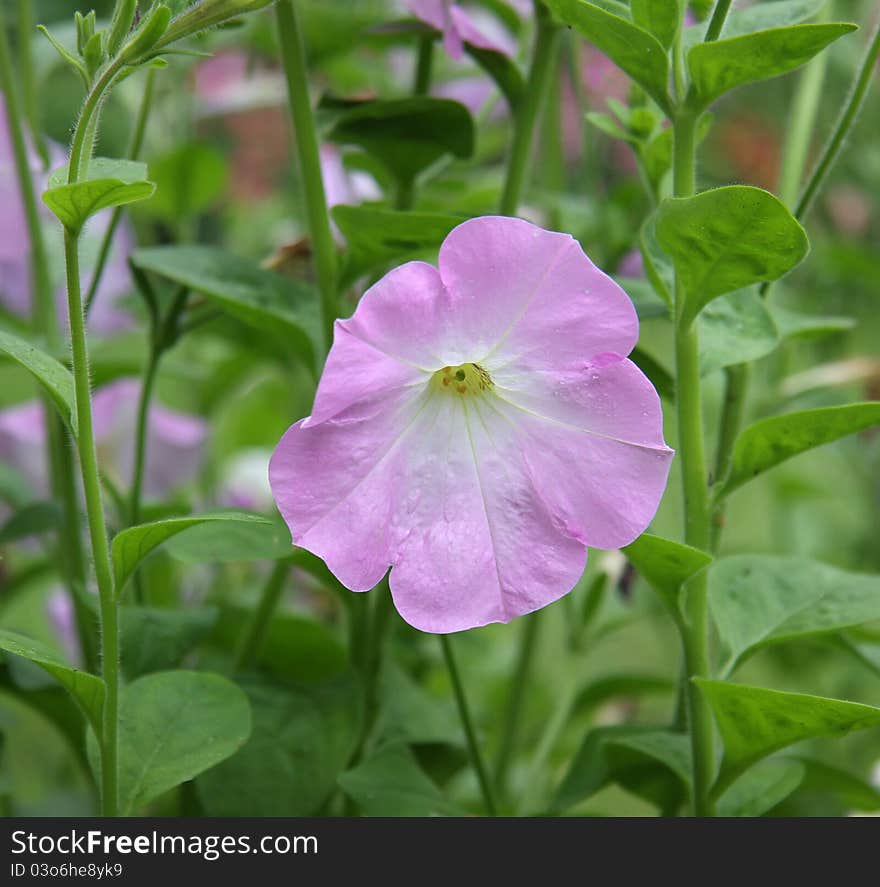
(439, 634), (497, 816)
(63, 229), (119, 817)
(86, 67), (156, 316)
(276, 0), (338, 349)
(498, 1), (559, 216)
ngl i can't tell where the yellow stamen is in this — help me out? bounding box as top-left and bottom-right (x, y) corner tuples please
(431, 362), (493, 397)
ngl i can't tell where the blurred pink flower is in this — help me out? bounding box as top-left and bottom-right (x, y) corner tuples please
(0, 95), (134, 335)
(46, 587), (81, 666)
(92, 378), (208, 498)
(0, 379), (207, 501)
(407, 0), (514, 60)
(270, 216), (672, 633)
(617, 249), (644, 278)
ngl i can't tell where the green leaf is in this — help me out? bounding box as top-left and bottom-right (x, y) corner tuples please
(0, 502), (61, 545)
(553, 726), (690, 813)
(42, 158), (155, 232)
(338, 743), (464, 816)
(696, 680), (880, 790)
(683, 0), (827, 49)
(631, 0), (681, 48)
(716, 758), (805, 817)
(709, 554), (880, 674)
(111, 512), (272, 595)
(629, 347), (674, 403)
(197, 675), (360, 816)
(327, 98), (474, 186)
(331, 206), (463, 281)
(544, 0), (672, 113)
(796, 758), (880, 812)
(586, 111), (634, 142)
(0, 330), (77, 436)
(770, 305), (855, 340)
(142, 142), (228, 221)
(130, 246), (322, 367)
(655, 186), (809, 327)
(163, 513), (292, 564)
(575, 673), (675, 716)
(121, 606), (218, 679)
(717, 402), (880, 498)
(0, 628), (104, 736)
(88, 670), (251, 815)
(622, 533), (712, 616)
(639, 215), (674, 307)
(698, 288), (780, 376)
(686, 24), (857, 111)
(465, 46), (525, 111)
(374, 662), (462, 747)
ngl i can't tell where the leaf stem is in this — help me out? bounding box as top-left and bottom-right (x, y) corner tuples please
(493, 610), (541, 799)
(796, 18), (880, 220)
(498, 1), (559, 216)
(703, 0), (733, 43)
(413, 34), (434, 96)
(232, 560), (290, 672)
(86, 67), (156, 316)
(439, 634), (498, 816)
(275, 0), (338, 350)
(63, 227), (119, 817)
(671, 107), (715, 817)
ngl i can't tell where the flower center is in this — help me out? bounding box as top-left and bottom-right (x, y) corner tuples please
(431, 362), (494, 397)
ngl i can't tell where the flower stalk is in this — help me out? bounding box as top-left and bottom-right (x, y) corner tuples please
(275, 0), (339, 350)
(671, 106), (715, 816)
(498, 1), (560, 215)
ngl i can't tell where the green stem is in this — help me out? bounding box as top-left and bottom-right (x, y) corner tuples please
(703, 0), (733, 43)
(63, 228), (119, 817)
(68, 58), (125, 184)
(439, 634), (497, 816)
(232, 560), (290, 672)
(795, 18), (880, 220)
(777, 2), (831, 209)
(493, 611), (541, 798)
(498, 1), (559, 216)
(85, 67), (156, 316)
(710, 362), (750, 550)
(413, 34), (434, 96)
(0, 6), (95, 670)
(672, 109), (715, 817)
(129, 351), (158, 531)
(275, 0), (338, 349)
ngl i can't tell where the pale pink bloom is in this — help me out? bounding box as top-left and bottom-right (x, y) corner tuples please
(270, 217), (672, 633)
(0, 379), (207, 501)
(407, 0), (514, 60)
(46, 587), (81, 666)
(191, 50), (285, 116)
(220, 447), (274, 512)
(320, 145), (381, 211)
(0, 95), (134, 335)
(617, 249), (644, 278)
(92, 379), (208, 498)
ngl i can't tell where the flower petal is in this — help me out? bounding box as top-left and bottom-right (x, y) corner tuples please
(438, 216), (638, 366)
(389, 395), (586, 632)
(337, 260), (452, 370)
(270, 385), (433, 591)
(449, 5), (514, 57)
(489, 359), (673, 549)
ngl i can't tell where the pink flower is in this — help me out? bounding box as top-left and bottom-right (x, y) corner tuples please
(0, 379), (207, 501)
(407, 0), (514, 60)
(92, 379), (208, 498)
(270, 217), (672, 633)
